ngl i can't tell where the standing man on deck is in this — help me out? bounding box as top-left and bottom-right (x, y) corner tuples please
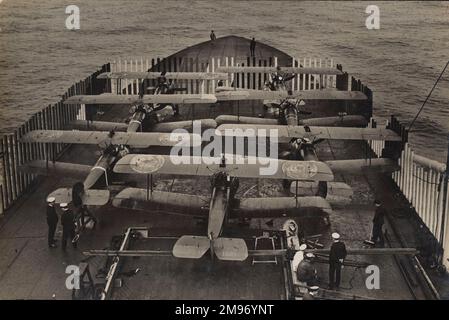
(60, 203), (77, 251)
(370, 199), (386, 246)
(297, 253), (318, 286)
(46, 197), (58, 248)
(210, 30), (216, 41)
(328, 232), (346, 290)
(250, 37), (256, 57)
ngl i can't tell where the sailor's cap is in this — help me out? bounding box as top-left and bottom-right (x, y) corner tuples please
(299, 244), (307, 251)
(309, 286), (319, 292)
(60, 203), (68, 210)
(47, 197), (56, 203)
(305, 252), (315, 259)
(331, 232), (340, 240)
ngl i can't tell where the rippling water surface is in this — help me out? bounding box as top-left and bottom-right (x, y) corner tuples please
(0, 0), (448, 162)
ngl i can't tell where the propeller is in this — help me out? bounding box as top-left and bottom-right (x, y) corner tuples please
(126, 70), (178, 133)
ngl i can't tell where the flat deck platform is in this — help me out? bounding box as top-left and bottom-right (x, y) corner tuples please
(0, 99), (429, 300)
(1, 35), (447, 300)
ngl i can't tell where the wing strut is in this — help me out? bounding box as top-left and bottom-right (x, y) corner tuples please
(295, 180), (299, 207)
(146, 174), (153, 200)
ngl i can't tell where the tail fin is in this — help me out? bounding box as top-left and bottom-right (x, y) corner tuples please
(172, 235), (210, 259)
(213, 238), (248, 261)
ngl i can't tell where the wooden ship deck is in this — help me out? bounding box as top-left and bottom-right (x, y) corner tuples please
(0, 36), (448, 300)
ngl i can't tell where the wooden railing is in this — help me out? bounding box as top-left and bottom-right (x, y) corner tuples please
(0, 63), (110, 214)
(108, 56), (340, 96)
(291, 57), (336, 90)
(367, 117), (449, 268)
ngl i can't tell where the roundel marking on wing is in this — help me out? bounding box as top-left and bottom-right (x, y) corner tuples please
(282, 161), (318, 180)
(130, 155), (165, 174)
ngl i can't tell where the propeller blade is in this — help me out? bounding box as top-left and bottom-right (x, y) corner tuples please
(283, 74), (296, 82)
(312, 138), (326, 145)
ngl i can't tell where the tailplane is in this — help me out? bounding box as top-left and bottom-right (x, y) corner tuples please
(172, 236), (210, 259)
(172, 235), (248, 261)
(213, 238), (248, 261)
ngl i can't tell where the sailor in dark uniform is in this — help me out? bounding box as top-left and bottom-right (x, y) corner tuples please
(371, 199), (386, 246)
(60, 203), (77, 251)
(210, 30), (216, 41)
(328, 232), (346, 290)
(297, 253), (318, 286)
(46, 197), (58, 248)
(250, 37), (256, 57)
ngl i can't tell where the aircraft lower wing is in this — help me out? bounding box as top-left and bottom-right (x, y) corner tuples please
(113, 154), (334, 182)
(289, 181), (353, 197)
(64, 93), (218, 105)
(215, 115), (279, 126)
(97, 71), (228, 80)
(215, 89), (367, 101)
(230, 196), (332, 218)
(48, 188), (110, 206)
(18, 160), (92, 179)
(68, 120), (129, 132)
(299, 115), (367, 127)
(112, 188), (209, 217)
(21, 130), (201, 148)
(326, 158), (400, 174)
(289, 181), (353, 206)
(216, 124), (401, 143)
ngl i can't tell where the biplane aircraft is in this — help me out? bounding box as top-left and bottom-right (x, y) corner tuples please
(19, 129), (202, 205)
(213, 65), (368, 127)
(215, 123), (401, 201)
(112, 153), (336, 261)
(67, 71), (224, 133)
(19, 72), (228, 204)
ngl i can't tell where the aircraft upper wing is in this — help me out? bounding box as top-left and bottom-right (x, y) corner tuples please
(97, 72), (228, 80)
(64, 93), (218, 105)
(151, 119), (218, 133)
(21, 130), (201, 148)
(230, 196), (332, 218)
(215, 66), (344, 75)
(113, 154), (334, 181)
(112, 188), (209, 217)
(214, 89), (367, 101)
(216, 124), (402, 143)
